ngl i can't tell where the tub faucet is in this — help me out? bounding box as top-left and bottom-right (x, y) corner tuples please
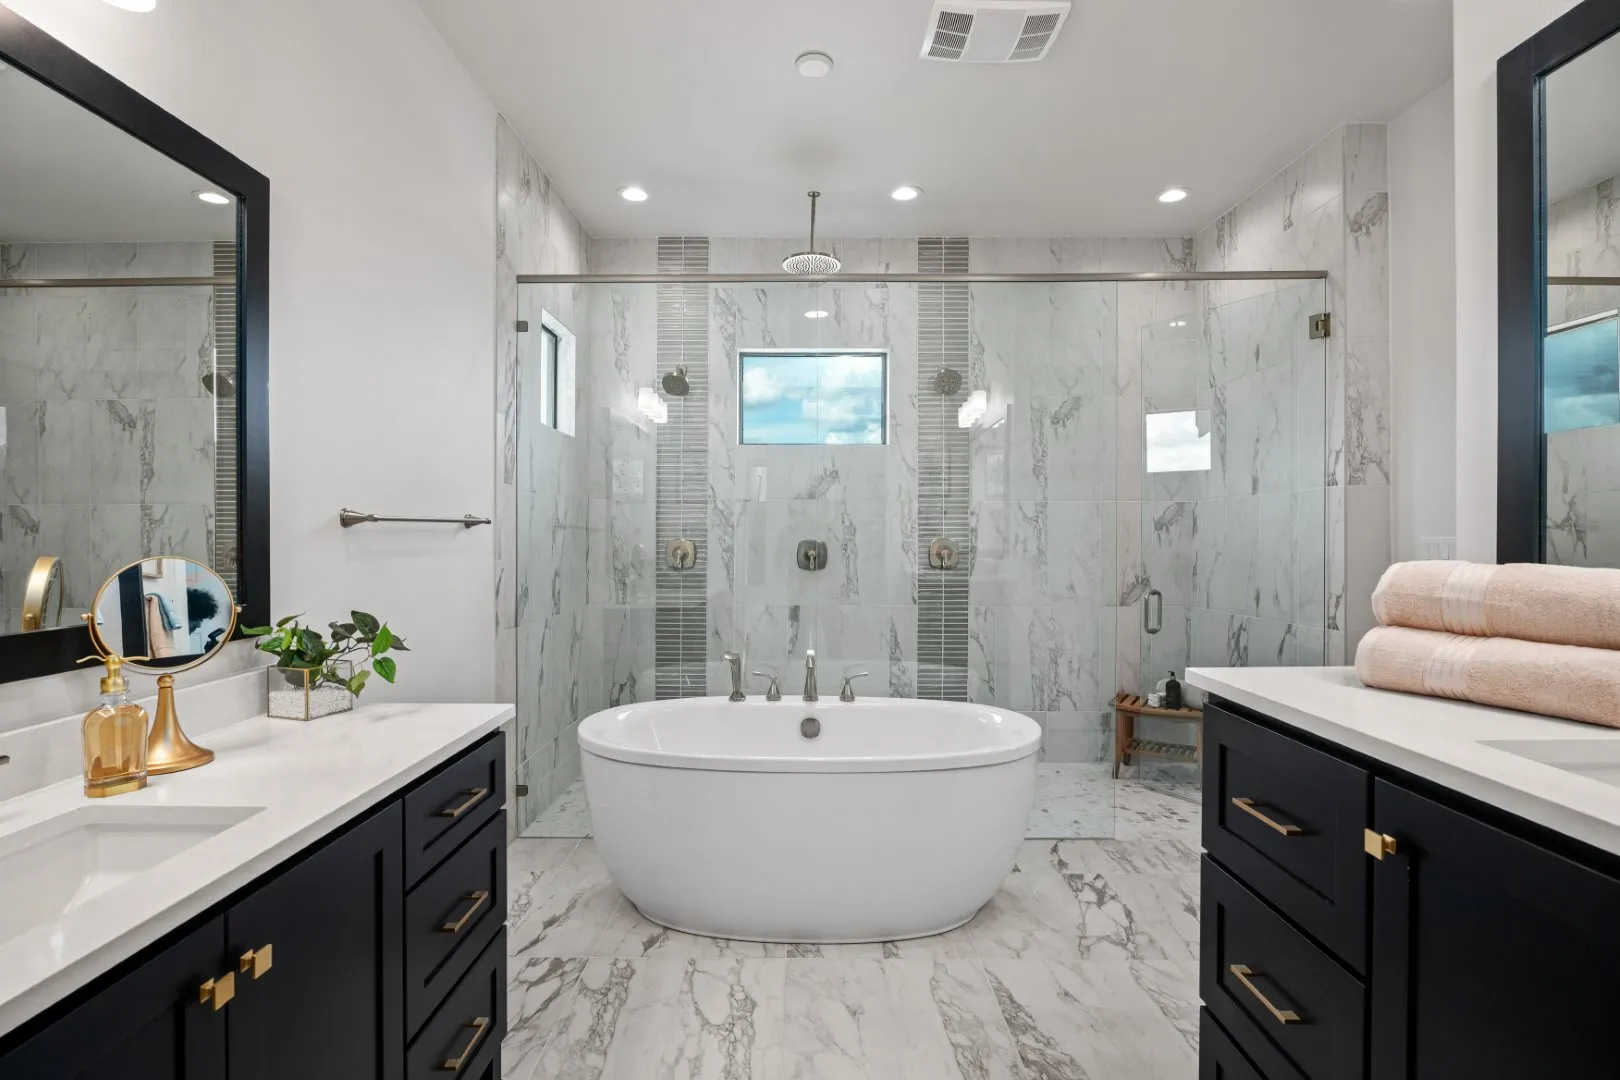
(803, 649), (818, 703)
(724, 652), (745, 702)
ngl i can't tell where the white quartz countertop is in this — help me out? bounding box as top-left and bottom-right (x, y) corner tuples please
(0, 701), (512, 1038)
(1187, 666), (1620, 859)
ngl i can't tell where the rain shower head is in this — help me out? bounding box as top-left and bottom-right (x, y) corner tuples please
(782, 191), (842, 276)
(662, 365), (691, 396)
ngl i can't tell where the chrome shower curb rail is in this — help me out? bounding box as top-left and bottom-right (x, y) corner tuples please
(517, 270), (1329, 284)
(2, 276), (236, 288)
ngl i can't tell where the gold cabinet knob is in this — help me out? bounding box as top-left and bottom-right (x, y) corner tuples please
(199, 972), (236, 1011)
(239, 943), (274, 980)
(1363, 829), (1399, 860)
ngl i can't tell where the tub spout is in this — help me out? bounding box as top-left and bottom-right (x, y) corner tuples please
(803, 649), (817, 703)
(724, 652), (745, 702)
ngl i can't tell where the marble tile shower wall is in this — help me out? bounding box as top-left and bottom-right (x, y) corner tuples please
(0, 242), (216, 630)
(1194, 123), (1392, 663)
(496, 117), (591, 835)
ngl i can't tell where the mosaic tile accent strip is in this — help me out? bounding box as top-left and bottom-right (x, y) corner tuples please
(916, 238), (971, 700)
(654, 238), (710, 698)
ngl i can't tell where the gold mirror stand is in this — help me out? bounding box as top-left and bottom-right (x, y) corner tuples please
(148, 673), (215, 774)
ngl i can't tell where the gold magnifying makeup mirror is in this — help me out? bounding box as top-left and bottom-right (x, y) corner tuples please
(20, 556), (65, 631)
(84, 556), (240, 774)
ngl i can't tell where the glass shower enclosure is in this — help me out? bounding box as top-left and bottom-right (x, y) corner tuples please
(512, 271), (1328, 840)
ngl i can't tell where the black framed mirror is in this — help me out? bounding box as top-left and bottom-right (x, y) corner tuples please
(1499, 0), (1620, 566)
(0, 9), (268, 683)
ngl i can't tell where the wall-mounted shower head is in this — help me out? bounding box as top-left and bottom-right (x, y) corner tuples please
(662, 365), (691, 396)
(933, 368), (963, 395)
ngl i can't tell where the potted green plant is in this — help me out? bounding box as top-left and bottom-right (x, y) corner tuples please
(243, 611), (409, 720)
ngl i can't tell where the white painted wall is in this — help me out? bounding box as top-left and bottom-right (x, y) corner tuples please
(1390, 78), (1458, 563)
(0, 0), (500, 707)
(1454, 0), (1584, 561)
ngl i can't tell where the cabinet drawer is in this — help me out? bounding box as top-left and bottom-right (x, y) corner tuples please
(404, 733), (504, 887)
(406, 812), (507, 1037)
(1203, 703), (1369, 968)
(408, 931), (505, 1080)
(1201, 1007), (1305, 1080)
(1202, 858), (1363, 1080)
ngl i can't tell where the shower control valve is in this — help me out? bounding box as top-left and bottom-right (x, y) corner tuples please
(796, 539), (828, 571)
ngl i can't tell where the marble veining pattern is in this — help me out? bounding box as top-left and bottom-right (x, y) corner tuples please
(502, 779), (1200, 1080)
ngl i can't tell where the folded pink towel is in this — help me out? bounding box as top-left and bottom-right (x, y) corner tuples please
(1355, 625), (1620, 728)
(1371, 561), (1620, 651)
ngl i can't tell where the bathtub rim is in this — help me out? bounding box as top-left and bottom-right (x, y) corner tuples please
(578, 697), (1043, 774)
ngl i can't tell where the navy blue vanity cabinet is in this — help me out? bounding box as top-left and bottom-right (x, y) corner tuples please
(225, 802), (404, 1080)
(1201, 697), (1620, 1080)
(0, 917), (229, 1080)
(0, 731), (506, 1080)
(1368, 780), (1620, 1079)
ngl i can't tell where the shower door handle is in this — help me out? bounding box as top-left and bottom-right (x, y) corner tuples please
(1144, 589), (1163, 636)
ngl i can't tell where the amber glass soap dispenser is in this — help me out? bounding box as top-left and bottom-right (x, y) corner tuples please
(79, 653), (151, 798)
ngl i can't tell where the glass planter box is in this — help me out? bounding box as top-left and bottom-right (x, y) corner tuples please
(267, 662), (354, 721)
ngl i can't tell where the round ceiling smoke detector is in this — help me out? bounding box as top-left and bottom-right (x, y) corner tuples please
(782, 191), (842, 275)
(796, 51), (834, 78)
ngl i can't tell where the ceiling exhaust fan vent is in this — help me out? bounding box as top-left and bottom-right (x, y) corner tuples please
(920, 1), (1071, 64)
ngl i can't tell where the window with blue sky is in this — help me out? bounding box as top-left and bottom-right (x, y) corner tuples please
(1545, 312), (1620, 433)
(739, 351), (887, 445)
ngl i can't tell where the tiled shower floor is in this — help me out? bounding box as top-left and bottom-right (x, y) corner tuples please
(502, 779), (1203, 1080)
(525, 763), (1193, 841)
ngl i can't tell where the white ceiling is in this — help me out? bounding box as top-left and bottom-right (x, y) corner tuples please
(0, 63), (235, 244)
(1546, 29), (1620, 204)
(417, 0), (1452, 238)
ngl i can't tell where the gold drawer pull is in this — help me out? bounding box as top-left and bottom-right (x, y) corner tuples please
(1228, 964), (1301, 1024)
(1231, 797), (1303, 836)
(198, 972), (236, 1011)
(1364, 829), (1398, 860)
(439, 1015), (491, 1071)
(239, 943), (274, 980)
(440, 890), (491, 934)
(436, 787), (490, 820)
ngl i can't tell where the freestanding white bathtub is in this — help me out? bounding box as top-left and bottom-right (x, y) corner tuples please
(578, 696), (1041, 943)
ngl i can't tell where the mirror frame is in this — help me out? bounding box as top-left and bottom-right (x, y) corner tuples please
(1497, 0), (1620, 563)
(0, 10), (269, 683)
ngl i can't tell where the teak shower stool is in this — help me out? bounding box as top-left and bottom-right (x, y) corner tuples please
(1111, 692), (1203, 779)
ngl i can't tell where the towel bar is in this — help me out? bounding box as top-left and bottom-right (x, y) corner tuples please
(339, 509), (491, 529)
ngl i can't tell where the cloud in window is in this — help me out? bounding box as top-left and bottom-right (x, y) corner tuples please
(1145, 409), (1211, 473)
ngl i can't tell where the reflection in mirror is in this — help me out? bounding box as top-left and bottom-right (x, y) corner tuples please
(88, 557), (236, 672)
(0, 59), (240, 632)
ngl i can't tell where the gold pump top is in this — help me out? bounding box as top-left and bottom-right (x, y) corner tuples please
(78, 653), (150, 695)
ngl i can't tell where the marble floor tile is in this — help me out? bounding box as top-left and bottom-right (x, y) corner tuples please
(983, 958), (1198, 1079)
(534, 957), (786, 1080)
(779, 959), (1023, 1080)
(510, 841), (624, 959)
(528, 780), (593, 838)
(502, 780), (1205, 1079)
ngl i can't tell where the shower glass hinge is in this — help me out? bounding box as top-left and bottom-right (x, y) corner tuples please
(1308, 313), (1331, 339)
(515, 784), (530, 797)
(515, 320), (530, 333)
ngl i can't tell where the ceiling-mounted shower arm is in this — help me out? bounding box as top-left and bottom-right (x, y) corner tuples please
(807, 190), (820, 251)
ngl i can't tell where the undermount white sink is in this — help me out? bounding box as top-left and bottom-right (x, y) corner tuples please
(0, 805), (262, 946)
(1483, 738), (1620, 789)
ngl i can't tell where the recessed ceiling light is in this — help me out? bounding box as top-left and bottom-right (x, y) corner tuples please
(194, 190), (230, 205)
(103, 0), (157, 11)
(890, 185), (923, 202)
(805, 309), (830, 319)
(1157, 186), (1190, 204)
(796, 51), (834, 78)
(619, 185), (649, 203)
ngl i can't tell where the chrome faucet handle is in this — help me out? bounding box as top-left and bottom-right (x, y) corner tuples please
(839, 672), (871, 702)
(752, 670), (782, 702)
(723, 651), (745, 702)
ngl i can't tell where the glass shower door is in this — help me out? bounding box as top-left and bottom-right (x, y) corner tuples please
(1136, 278), (1329, 797)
